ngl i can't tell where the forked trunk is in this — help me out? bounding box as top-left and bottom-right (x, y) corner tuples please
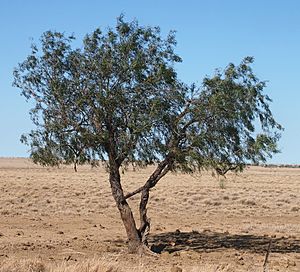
(108, 154), (172, 253)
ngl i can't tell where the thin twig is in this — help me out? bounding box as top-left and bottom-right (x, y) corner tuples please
(263, 239), (272, 272)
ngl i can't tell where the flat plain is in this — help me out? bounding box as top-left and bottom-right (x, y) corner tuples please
(0, 158), (299, 271)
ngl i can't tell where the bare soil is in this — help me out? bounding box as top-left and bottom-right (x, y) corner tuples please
(0, 158), (299, 271)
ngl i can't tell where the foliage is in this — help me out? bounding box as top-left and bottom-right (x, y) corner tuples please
(13, 16), (282, 251)
(14, 16), (184, 169)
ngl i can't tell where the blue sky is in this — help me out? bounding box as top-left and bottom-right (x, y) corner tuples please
(0, 0), (299, 163)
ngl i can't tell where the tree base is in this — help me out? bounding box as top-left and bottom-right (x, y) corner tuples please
(137, 244), (158, 257)
(127, 241), (157, 257)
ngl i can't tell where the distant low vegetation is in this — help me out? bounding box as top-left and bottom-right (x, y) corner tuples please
(262, 164), (300, 168)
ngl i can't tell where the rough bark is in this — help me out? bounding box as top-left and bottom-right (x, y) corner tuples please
(108, 159), (142, 253)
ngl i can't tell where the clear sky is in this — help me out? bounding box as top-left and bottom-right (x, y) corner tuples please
(0, 0), (299, 163)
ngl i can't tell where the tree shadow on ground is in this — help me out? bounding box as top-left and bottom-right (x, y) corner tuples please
(148, 230), (300, 254)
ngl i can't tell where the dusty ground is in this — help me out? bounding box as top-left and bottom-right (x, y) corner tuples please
(0, 158), (299, 271)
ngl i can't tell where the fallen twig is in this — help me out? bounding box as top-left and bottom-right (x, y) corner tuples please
(263, 239), (272, 272)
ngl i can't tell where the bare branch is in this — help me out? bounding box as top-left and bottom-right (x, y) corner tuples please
(124, 185), (144, 199)
(124, 158), (172, 199)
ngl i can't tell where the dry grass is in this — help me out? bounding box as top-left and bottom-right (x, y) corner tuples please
(0, 158), (299, 271)
(0, 258), (294, 272)
(0, 258), (121, 272)
(0, 258), (228, 272)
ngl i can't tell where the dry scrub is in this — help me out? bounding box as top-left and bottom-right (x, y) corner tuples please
(0, 158), (299, 271)
(0, 258), (121, 272)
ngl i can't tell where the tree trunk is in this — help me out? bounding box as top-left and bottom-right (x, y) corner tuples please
(139, 187), (150, 245)
(107, 147), (173, 253)
(108, 161), (142, 253)
(138, 158), (172, 245)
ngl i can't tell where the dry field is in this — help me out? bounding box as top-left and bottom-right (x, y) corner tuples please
(0, 158), (299, 271)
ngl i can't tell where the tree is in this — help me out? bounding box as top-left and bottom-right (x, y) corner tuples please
(13, 16), (282, 254)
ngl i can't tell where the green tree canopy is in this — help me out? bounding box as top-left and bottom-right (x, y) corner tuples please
(13, 16), (282, 253)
